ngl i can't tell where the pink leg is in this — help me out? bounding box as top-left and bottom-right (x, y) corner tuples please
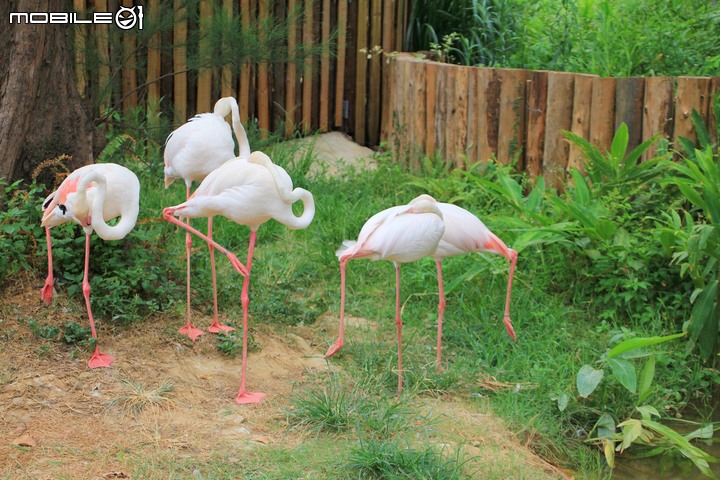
(207, 217), (234, 334)
(41, 227), (54, 304)
(395, 262), (403, 395)
(324, 257), (349, 358)
(163, 208), (249, 277)
(82, 232), (115, 368)
(503, 250), (518, 341)
(236, 230), (265, 404)
(178, 186), (204, 341)
(435, 259), (446, 371)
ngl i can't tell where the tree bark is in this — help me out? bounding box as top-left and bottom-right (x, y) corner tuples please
(0, 0), (96, 185)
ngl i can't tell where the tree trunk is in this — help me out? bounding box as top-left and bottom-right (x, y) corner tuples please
(0, 0), (96, 186)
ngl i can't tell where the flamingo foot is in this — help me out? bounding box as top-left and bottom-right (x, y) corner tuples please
(504, 314), (517, 341)
(179, 324), (204, 341)
(41, 276), (54, 305)
(235, 389), (265, 404)
(88, 346), (115, 369)
(207, 322), (235, 334)
(323, 338), (344, 359)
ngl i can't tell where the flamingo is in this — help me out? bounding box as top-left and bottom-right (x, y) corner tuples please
(40, 163), (140, 368)
(162, 151), (315, 404)
(164, 96), (251, 340)
(432, 201), (518, 370)
(324, 195), (445, 394)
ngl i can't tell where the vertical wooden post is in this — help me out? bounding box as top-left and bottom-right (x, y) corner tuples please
(121, 0), (138, 114)
(73, 0), (87, 98)
(334, 0), (348, 129)
(319, 0), (331, 131)
(615, 77), (646, 153)
(497, 68), (528, 167)
(425, 60), (439, 159)
(476, 68), (500, 163)
(525, 71), (548, 178)
(302, 0), (314, 133)
(543, 72), (574, 188)
(674, 77), (712, 148)
(448, 65), (469, 169)
(257, 1), (269, 139)
(196, 0), (212, 114)
(221, 0), (235, 99)
(354, 0), (369, 144)
(366, 0), (383, 145)
(285, 0), (298, 137)
(239, 0), (251, 123)
(589, 77), (616, 153)
(95, 0), (110, 114)
(173, 0), (188, 123)
(641, 77), (674, 161)
(567, 74), (595, 173)
(146, 0), (161, 108)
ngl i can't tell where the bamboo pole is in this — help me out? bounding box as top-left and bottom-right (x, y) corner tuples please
(221, 0), (234, 99)
(354, 0), (369, 144)
(258, 1), (269, 138)
(302, 0), (314, 133)
(173, 0), (188, 123)
(334, 0), (348, 128)
(319, 0), (331, 131)
(146, 0), (161, 107)
(95, 0), (110, 114)
(196, 0), (212, 113)
(239, 0), (251, 123)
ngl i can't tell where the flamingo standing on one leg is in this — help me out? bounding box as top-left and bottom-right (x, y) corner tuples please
(41, 163), (140, 368)
(324, 195), (445, 394)
(164, 96), (251, 340)
(162, 151), (315, 404)
(432, 199), (518, 370)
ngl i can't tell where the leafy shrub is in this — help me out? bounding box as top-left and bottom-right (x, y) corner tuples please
(0, 180), (45, 285)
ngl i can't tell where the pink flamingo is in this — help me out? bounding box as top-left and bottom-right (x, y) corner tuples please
(432, 201), (518, 370)
(324, 195), (445, 394)
(41, 163), (140, 368)
(164, 96), (251, 340)
(162, 151), (315, 404)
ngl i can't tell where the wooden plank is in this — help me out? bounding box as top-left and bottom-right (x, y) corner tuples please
(122, 0), (138, 113)
(497, 68), (528, 166)
(319, 0), (331, 131)
(589, 77), (616, 153)
(146, 0), (161, 106)
(221, 0), (234, 98)
(543, 71), (574, 188)
(434, 62), (448, 161)
(258, 1), (269, 139)
(344, 0), (358, 135)
(710, 77), (720, 147)
(196, 0), (212, 113)
(173, 0), (188, 123)
(380, 53), (396, 144)
(95, 0), (110, 113)
(465, 67), (478, 163)
(285, 0), (298, 136)
(448, 65), (469, 169)
(476, 68), (500, 163)
(674, 76), (712, 148)
(354, 0), (369, 144)
(333, 0), (348, 128)
(239, 0), (251, 123)
(411, 58), (428, 169)
(366, 0), (383, 145)
(425, 60), (439, 158)
(567, 74), (595, 173)
(73, 0), (87, 97)
(525, 71), (548, 178)
(379, 0), (394, 142)
(302, 0), (314, 133)
(615, 77), (645, 153)
(641, 76), (674, 161)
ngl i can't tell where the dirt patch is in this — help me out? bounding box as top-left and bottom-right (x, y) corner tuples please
(1, 278), (566, 479)
(288, 131), (378, 178)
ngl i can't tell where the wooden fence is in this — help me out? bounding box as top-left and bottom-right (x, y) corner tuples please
(382, 53), (720, 185)
(73, 0), (408, 145)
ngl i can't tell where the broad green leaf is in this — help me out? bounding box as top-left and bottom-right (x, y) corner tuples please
(595, 219), (617, 242)
(691, 109), (711, 148)
(637, 355), (656, 403)
(685, 424), (714, 441)
(597, 412), (617, 438)
(689, 279), (719, 360)
(607, 332), (685, 359)
(603, 438), (616, 468)
(618, 419), (643, 452)
(557, 393), (569, 412)
(577, 365), (604, 398)
(636, 405), (661, 420)
(610, 123), (629, 168)
(608, 358), (637, 393)
(642, 419), (719, 477)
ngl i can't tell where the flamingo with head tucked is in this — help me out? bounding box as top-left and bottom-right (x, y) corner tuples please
(431, 201), (518, 370)
(164, 96), (251, 340)
(162, 150), (315, 404)
(41, 163), (140, 368)
(324, 195), (445, 394)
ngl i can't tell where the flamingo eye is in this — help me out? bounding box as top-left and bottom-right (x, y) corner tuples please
(59, 204), (67, 215)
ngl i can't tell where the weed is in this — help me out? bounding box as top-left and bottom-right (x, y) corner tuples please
(109, 376), (176, 415)
(215, 329), (260, 356)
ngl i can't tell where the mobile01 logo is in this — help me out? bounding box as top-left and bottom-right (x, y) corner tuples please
(9, 5), (143, 30)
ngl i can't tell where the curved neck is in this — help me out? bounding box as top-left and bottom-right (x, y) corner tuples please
(77, 170), (138, 240)
(215, 97), (250, 160)
(281, 188), (315, 230)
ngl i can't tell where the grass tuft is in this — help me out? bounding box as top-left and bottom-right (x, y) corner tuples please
(109, 376), (176, 415)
